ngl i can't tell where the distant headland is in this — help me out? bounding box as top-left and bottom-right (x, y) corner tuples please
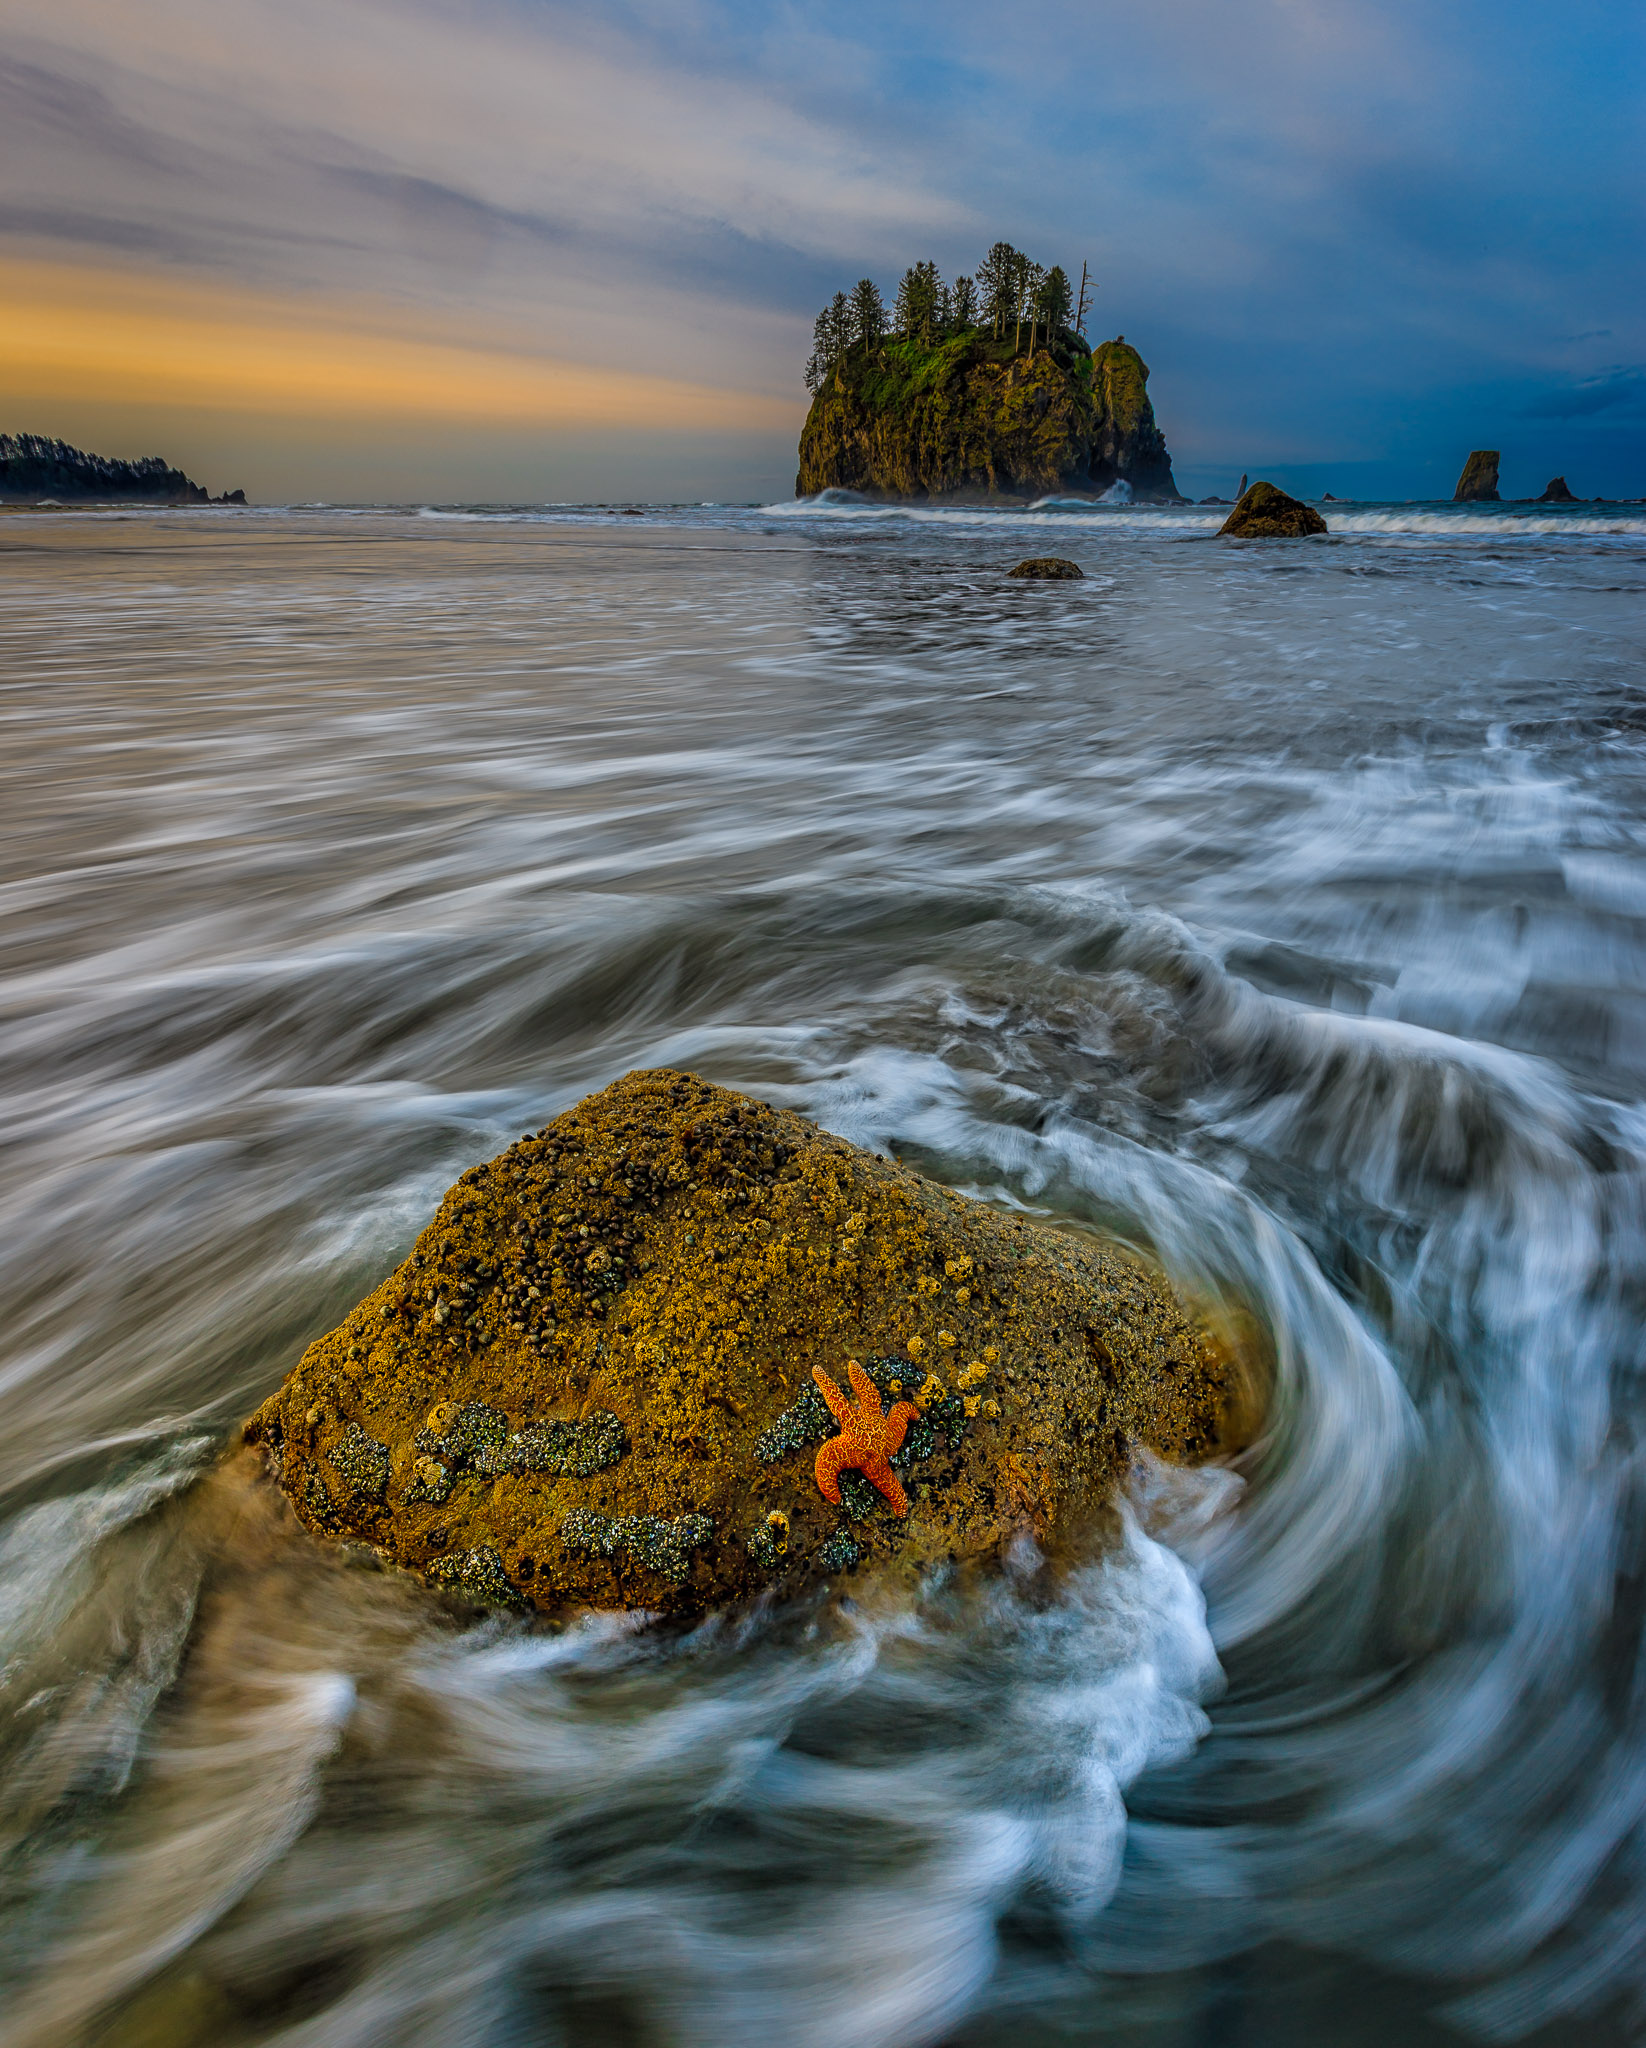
(797, 245), (1184, 504)
(0, 434), (245, 505)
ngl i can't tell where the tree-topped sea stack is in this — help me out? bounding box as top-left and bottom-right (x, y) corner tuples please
(245, 1071), (1243, 1613)
(796, 244), (1184, 503)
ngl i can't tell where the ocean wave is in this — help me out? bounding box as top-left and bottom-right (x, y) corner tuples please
(773, 495), (1646, 539)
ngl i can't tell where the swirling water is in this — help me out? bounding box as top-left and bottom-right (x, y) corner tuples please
(1, 497), (1645, 2048)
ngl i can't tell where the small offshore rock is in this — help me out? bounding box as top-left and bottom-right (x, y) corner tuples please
(1538, 476), (1577, 503)
(1007, 557), (1084, 580)
(1453, 450), (1501, 503)
(1219, 482), (1328, 538)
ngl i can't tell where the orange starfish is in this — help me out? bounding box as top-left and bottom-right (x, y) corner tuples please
(812, 1361), (920, 1516)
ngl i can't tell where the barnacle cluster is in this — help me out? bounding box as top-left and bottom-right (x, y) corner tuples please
(416, 1401), (628, 1481)
(754, 1383), (832, 1462)
(327, 1420), (390, 1501)
(747, 1509), (791, 1569)
(818, 1530), (862, 1574)
(428, 1545), (518, 1605)
(561, 1509), (715, 1584)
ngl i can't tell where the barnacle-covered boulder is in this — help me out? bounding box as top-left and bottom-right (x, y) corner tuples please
(244, 1070), (1243, 1614)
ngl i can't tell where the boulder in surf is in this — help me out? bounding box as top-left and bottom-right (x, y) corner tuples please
(244, 1071), (1242, 1614)
(1219, 482), (1328, 538)
(1007, 557), (1084, 579)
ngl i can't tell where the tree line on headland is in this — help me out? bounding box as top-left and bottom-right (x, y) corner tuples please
(806, 244), (1089, 391)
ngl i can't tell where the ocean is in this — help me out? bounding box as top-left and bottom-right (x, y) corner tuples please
(2, 495), (1645, 2048)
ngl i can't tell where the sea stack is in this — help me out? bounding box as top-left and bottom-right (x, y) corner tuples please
(1538, 476), (1577, 503)
(1219, 481), (1328, 538)
(1086, 338), (1185, 501)
(795, 328), (1183, 503)
(244, 1070), (1242, 1614)
(1453, 450), (1501, 502)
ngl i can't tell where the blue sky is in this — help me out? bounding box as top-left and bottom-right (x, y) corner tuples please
(1, 0), (1641, 500)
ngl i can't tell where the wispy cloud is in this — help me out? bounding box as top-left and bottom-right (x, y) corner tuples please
(1523, 367), (1646, 419)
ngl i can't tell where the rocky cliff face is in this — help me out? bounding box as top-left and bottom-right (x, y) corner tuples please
(0, 433), (242, 503)
(796, 331), (1182, 502)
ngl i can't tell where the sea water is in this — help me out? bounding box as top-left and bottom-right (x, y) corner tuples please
(1, 497), (1644, 2047)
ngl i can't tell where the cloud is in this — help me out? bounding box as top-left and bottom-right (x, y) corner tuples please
(1522, 367), (1646, 419)
(0, 0), (1640, 494)
(0, 256), (801, 430)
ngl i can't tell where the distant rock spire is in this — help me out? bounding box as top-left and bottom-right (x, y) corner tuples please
(1453, 450), (1501, 502)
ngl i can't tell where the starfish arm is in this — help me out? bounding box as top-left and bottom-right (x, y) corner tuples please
(883, 1400), (918, 1454)
(846, 1360), (884, 1418)
(812, 1365), (853, 1426)
(862, 1455), (910, 1517)
(815, 1435), (852, 1504)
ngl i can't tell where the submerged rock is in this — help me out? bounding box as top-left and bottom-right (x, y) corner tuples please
(245, 1070), (1242, 1614)
(1453, 450), (1501, 503)
(1219, 482), (1328, 538)
(1007, 557), (1084, 580)
(1538, 476), (1577, 503)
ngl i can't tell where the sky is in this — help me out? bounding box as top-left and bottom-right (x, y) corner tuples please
(2, 0), (1642, 503)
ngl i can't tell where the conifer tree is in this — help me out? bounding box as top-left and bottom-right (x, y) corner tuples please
(893, 260), (947, 344)
(1037, 265), (1074, 341)
(849, 276), (886, 349)
(930, 264), (953, 337)
(804, 306), (831, 395)
(826, 290), (852, 360)
(892, 266), (925, 340)
(804, 291), (853, 393)
(977, 242), (1020, 337)
(949, 273), (977, 329)
(1013, 256), (1043, 353)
